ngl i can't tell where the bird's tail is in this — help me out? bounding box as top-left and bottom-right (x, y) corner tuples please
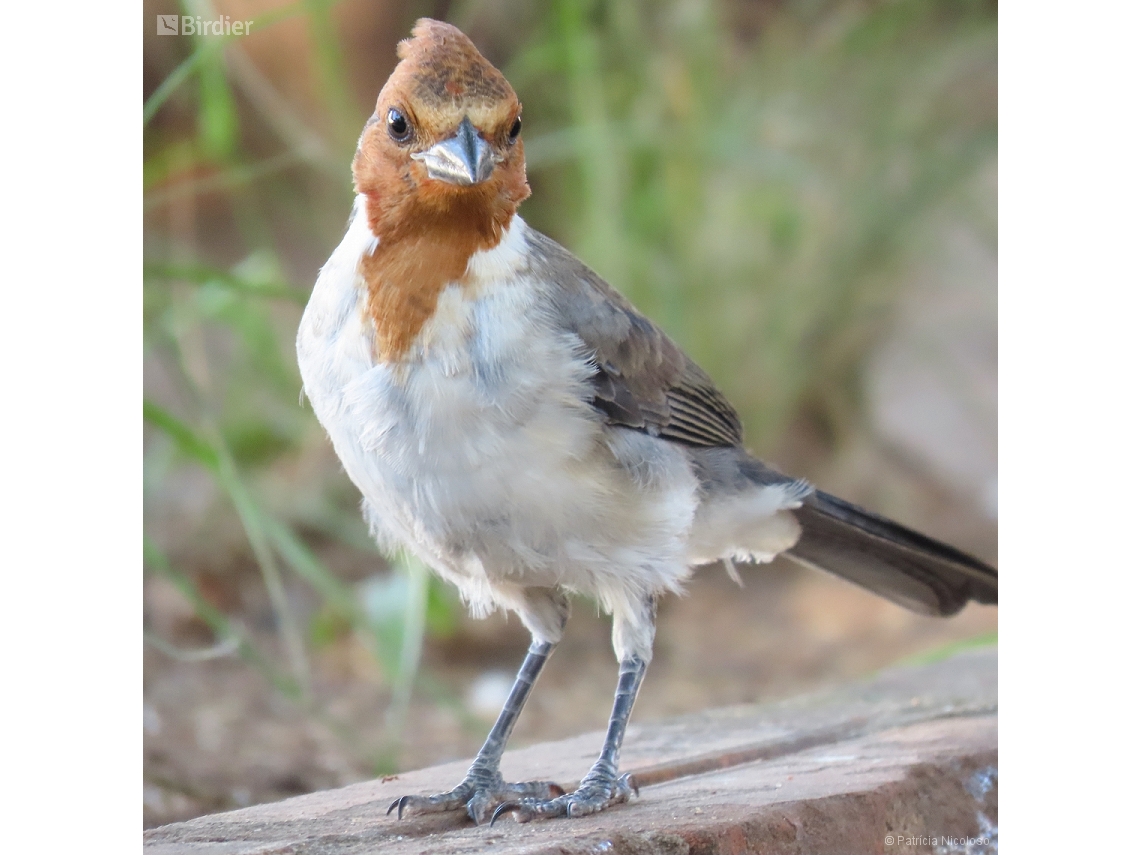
(786, 490), (997, 616)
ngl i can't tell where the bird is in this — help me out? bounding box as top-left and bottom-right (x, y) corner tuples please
(296, 18), (997, 826)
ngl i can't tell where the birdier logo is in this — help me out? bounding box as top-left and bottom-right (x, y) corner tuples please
(156, 15), (252, 36)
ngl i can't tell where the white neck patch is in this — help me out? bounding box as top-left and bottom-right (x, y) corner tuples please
(465, 215), (530, 284)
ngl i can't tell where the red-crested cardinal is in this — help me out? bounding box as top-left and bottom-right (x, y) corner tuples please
(296, 19), (997, 825)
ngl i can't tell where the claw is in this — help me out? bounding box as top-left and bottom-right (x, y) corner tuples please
(386, 795), (409, 819)
(483, 776), (634, 824)
(489, 801), (520, 827)
(387, 778), (566, 824)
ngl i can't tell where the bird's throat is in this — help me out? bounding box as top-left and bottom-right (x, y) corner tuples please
(359, 209), (506, 363)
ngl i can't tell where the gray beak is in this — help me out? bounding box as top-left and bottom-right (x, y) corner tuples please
(411, 116), (497, 186)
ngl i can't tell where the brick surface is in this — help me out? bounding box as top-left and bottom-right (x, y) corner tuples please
(145, 649), (997, 855)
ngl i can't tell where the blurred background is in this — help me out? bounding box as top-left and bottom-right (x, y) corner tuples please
(143, 0), (997, 828)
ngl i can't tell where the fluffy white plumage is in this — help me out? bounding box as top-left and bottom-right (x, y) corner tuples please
(297, 197), (806, 660)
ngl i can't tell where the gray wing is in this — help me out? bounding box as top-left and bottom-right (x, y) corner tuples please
(522, 228), (998, 616)
(525, 229), (742, 448)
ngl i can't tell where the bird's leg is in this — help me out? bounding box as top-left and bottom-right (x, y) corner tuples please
(387, 638), (564, 823)
(491, 595), (656, 824)
(491, 654), (647, 823)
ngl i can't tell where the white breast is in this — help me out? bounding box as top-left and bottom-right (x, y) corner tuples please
(297, 200), (702, 619)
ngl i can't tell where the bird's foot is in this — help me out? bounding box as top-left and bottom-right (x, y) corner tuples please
(387, 770), (564, 825)
(489, 769), (637, 824)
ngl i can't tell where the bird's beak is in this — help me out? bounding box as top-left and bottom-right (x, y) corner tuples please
(411, 116), (497, 186)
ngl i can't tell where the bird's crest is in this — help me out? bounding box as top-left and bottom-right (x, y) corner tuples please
(394, 19), (514, 111)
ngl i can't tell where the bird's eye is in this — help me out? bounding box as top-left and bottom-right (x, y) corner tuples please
(508, 116), (522, 142)
(387, 108), (412, 143)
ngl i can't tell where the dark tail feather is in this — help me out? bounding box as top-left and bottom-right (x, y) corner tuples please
(787, 490), (997, 616)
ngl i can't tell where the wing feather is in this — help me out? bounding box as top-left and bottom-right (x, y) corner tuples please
(525, 229), (743, 448)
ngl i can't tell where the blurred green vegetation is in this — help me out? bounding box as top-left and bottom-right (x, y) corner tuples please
(143, 0), (996, 771)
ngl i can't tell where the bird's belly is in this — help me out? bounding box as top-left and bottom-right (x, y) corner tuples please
(347, 337), (608, 582)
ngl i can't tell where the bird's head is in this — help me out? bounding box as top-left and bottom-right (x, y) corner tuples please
(354, 19), (530, 247)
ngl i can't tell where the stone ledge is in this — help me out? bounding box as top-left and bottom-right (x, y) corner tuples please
(145, 648), (997, 855)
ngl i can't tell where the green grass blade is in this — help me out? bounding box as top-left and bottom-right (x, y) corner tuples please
(143, 399), (311, 699)
(143, 400), (220, 471)
(144, 537), (301, 698)
(261, 514), (358, 617)
(384, 553), (430, 746)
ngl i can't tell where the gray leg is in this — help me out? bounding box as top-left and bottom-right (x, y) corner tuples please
(491, 596), (655, 824)
(469, 639), (554, 772)
(491, 654), (648, 823)
(388, 589), (568, 824)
